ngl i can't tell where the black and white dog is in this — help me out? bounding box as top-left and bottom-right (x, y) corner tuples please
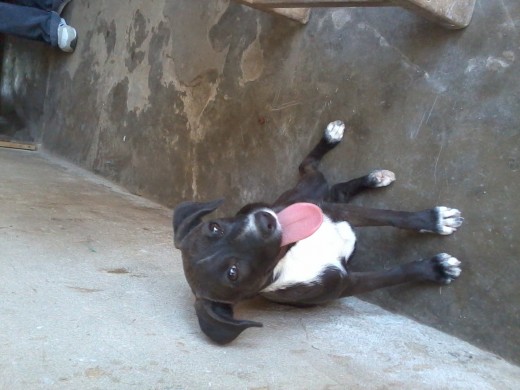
(173, 120), (463, 344)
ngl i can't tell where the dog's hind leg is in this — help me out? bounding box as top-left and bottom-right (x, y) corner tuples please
(275, 121), (346, 205)
(299, 120), (345, 176)
(340, 253), (462, 297)
(328, 170), (396, 203)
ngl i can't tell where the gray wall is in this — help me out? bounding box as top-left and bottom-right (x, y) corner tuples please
(3, 0), (519, 363)
(1, 39), (49, 141)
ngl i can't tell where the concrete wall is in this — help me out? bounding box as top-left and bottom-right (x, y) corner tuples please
(2, 0), (519, 363)
(0, 38), (49, 141)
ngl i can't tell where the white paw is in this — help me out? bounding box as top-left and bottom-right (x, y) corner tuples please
(435, 207), (464, 235)
(368, 170), (396, 187)
(433, 253), (461, 284)
(324, 120), (345, 143)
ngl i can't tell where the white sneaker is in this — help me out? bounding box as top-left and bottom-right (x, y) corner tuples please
(57, 18), (77, 53)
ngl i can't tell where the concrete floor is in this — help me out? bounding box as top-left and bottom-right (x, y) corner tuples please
(1, 148), (519, 389)
(1, 0), (519, 367)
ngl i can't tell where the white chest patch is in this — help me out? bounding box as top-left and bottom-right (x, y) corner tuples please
(261, 216), (356, 293)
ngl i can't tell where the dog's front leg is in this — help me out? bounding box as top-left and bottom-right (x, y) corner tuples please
(322, 203), (463, 235)
(340, 253), (461, 297)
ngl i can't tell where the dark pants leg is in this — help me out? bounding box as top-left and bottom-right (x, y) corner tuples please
(11, 0), (55, 9)
(0, 1), (60, 46)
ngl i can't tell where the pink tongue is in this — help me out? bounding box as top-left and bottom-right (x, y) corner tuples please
(276, 203), (324, 246)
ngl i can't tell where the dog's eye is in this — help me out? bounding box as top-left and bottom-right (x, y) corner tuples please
(227, 265), (238, 281)
(208, 222), (223, 236)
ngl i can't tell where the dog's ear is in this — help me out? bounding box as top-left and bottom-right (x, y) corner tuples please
(173, 199), (224, 248)
(194, 299), (262, 344)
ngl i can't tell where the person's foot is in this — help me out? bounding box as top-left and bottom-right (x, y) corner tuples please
(57, 18), (77, 53)
(53, 0), (73, 15)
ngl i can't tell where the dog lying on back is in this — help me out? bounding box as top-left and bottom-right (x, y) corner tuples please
(173, 121), (463, 344)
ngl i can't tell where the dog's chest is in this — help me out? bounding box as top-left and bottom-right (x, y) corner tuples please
(261, 217), (356, 293)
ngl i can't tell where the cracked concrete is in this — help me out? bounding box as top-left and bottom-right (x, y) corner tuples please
(1, 0), (519, 370)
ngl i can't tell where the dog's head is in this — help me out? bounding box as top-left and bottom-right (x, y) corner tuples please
(173, 199), (283, 344)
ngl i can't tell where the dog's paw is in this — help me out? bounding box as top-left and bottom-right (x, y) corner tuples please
(427, 253), (462, 284)
(367, 170), (396, 188)
(434, 207), (464, 235)
(324, 120), (345, 144)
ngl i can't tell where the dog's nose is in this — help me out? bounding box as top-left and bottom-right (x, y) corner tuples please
(255, 211), (277, 236)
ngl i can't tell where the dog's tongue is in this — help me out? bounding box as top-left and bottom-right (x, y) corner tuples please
(276, 203), (323, 246)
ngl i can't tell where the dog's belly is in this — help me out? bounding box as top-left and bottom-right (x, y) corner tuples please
(261, 217), (356, 293)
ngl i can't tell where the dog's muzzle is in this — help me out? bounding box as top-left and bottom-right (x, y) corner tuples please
(254, 210), (279, 238)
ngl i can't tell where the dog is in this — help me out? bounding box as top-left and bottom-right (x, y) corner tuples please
(173, 120), (463, 344)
